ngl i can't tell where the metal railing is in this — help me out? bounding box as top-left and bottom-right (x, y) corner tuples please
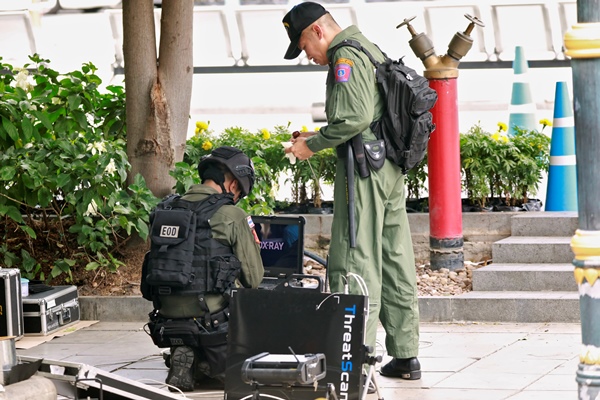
(0, 11), (37, 68)
(2, 0), (577, 75)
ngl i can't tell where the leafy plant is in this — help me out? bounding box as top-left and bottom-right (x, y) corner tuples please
(171, 122), (297, 215)
(173, 122), (339, 211)
(405, 155), (428, 200)
(283, 126), (336, 209)
(508, 126), (551, 204)
(0, 55), (158, 282)
(459, 122), (550, 207)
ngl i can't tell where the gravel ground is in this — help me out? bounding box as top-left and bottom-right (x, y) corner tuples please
(415, 260), (489, 296)
(304, 258), (490, 296)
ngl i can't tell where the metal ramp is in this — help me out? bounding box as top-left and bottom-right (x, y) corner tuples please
(18, 356), (180, 400)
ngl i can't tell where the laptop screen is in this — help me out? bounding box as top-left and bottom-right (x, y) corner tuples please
(251, 215), (305, 279)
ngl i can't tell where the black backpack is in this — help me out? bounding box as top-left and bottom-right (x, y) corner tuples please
(332, 39), (438, 174)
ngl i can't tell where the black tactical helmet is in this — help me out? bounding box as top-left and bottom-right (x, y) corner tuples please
(197, 146), (255, 198)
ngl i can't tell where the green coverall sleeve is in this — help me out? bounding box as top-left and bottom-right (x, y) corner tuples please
(306, 47), (376, 153)
(231, 213), (265, 289)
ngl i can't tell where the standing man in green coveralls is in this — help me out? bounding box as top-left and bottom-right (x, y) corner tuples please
(281, 2), (421, 381)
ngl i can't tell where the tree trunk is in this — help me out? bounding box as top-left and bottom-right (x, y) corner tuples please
(158, 1), (194, 171)
(123, 0), (194, 198)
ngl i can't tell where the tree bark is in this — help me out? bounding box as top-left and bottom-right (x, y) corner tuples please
(123, 0), (194, 198)
(158, 1), (194, 170)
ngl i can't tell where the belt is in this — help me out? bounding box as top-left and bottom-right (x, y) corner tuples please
(199, 307), (229, 330)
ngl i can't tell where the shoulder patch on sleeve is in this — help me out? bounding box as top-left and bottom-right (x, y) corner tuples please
(336, 57), (354, 67)
(334, 58), (353, 83)
(247, 216), (260, 244)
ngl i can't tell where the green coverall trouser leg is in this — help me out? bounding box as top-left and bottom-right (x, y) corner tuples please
(328, 157), (420, 359)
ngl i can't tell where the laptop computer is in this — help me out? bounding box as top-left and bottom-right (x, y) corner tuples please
(251, 215), (306, 290)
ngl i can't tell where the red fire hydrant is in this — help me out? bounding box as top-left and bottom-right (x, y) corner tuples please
(398, 15), (484, 271)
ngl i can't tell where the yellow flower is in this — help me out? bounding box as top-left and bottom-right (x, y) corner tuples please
(500, 135), (509, 143)
(300, 125), (308, 132)
(196, 121), (209, 130)
(315, 127), (320, 131)
(202, 141), (212, 151)
(497, 122), (507, 132)
(195, 121), (209, 136)
(261, 128), (271, 140)
(491, 132), (501, 141)
(539, 119), (552, 131)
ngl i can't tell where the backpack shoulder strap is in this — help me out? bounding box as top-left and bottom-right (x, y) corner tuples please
(150, 194), (182, 225)
(182, 193), (235, 227)
(330, 39), (383, 68)
(157, 194), (182, 209)
(167, 192), (233, 213)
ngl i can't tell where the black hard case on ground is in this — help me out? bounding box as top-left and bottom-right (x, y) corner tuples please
(0, 268), (24, 339)
(22, 285), (80, 336)
(225, 288), (367, 400)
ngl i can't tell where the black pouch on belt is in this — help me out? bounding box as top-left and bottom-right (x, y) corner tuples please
(351, 135), (370, 178)
(363, 139), (386, 171)
(198, 321), (229, 378)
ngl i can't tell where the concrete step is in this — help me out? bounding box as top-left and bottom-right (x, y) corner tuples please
(511, 211), (578, 237)
(492, 236), (574, 264)
(472, 263), (577, 292)
(419, 291), (580, 323)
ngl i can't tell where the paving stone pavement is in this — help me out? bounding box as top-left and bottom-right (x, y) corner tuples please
(15, 321), (580, 399)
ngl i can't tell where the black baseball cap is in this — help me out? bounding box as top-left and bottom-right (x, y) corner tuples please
(282, 2), (328, 60)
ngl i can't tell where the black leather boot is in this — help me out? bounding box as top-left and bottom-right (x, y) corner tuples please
(379, 357), (421, 379)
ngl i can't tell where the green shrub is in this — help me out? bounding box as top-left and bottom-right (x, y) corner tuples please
(460, 122), (551, 207)
(171, 122), (339, 211)
(0, 55), (157, 282)
(405, 155), (428, 200)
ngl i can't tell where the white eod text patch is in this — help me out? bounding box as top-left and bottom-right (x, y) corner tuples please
(160, 225), (180, 238)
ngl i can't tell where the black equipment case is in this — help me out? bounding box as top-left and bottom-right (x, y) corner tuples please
(22, 285), (80, 336)
(0, 268), (24, 339)
(225, 288), (367, 400)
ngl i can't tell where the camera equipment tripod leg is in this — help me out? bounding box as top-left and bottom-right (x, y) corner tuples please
(250, 382), (261, 400)
(326, 382), (339, 400)
(361, 346), (383, 400)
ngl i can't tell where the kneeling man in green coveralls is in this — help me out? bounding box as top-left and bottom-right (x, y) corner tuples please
(142, 146), (264, 392)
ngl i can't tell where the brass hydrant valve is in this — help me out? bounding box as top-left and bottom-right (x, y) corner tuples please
(397, 14), (485, 79)
(447, 14), (485, 61)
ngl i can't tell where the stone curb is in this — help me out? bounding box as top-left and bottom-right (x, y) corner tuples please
(79, 293), (581, 324)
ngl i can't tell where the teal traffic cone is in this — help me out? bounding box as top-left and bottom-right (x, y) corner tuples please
(508, 46), (537, 136)
(545, 81), (578, 211)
